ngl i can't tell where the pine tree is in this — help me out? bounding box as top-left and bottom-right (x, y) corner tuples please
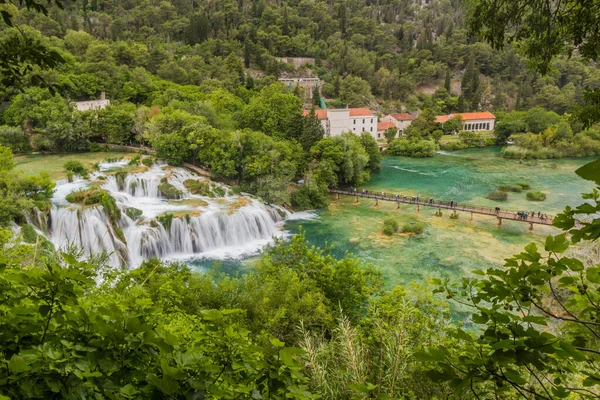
(461, 52), (480, 110)
(312, 88), (321, 107)
(244, 38), (251, 68)
(444, 69), (451, 93)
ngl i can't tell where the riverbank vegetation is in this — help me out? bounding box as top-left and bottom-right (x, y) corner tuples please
(497, 108), (600, 158)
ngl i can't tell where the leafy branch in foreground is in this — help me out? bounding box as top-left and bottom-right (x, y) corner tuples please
(419, 184), (600, 398)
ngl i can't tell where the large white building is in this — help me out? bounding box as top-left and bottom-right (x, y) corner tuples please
(303, 108), (377, 139)
(435, 112), (496, 132)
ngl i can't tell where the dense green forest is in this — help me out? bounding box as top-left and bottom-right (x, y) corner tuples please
(3, 0), (600, 397)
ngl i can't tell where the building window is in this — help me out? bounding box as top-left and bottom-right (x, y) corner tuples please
(362, 127), (365, 132)
(486, 123), (490, 130)
(371, 118), (373, 123)
(370, 127), (373, 132)
(378, 133), (381, 138)
(354, 119), (356, 124)
(363, 119), (365, 124)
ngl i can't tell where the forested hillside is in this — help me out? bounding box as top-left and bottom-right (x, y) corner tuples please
(3, 0), (600, 113)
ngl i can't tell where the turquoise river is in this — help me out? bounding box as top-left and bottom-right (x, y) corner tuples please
(283, 147), (596, 287)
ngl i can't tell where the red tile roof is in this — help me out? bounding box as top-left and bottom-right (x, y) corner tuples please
(435, 112), (495, 124)
(349, 108), (374, 117)
(390, 113), (414, 121)
(377, 122), (396, 131)
(303, 109), (328, 120)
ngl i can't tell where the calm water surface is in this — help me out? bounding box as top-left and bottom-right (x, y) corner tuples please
(285, 147), (596, 287)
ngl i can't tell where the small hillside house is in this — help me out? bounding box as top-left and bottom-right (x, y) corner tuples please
(435, 112), (496, 132)
(75, 91), (110, 112)
(380, 113), (414, 134)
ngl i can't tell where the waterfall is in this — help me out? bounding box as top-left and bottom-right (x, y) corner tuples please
(48, 162), (286, 268)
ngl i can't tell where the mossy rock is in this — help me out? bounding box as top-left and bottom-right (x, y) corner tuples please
(115, 171), (128, 190)
(158, 182), (183, 199)
(141, 158), (153, 167)
(169, 199), (209, 208)
(125, 207), (143, 219)
(516, 182), (531, 190)
(526, 191), (547, 201)
(157, 213), (174, 230)
(184, 179), (214, 197)
(66, 189), (121, 222)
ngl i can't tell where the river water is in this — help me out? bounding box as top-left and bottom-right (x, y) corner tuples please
(284, 147), (596, 287)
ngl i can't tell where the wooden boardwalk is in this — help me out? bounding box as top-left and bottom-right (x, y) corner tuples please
(329, 189), (556, 229)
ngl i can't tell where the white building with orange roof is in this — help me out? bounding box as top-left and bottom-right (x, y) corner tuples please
(380, 113), (414, 133)
(302, 108), (377, 139)
(377, 121), (397, 140)
(435, 112), (496, 132)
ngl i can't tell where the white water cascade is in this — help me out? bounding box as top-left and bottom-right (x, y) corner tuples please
(46, 161), (288, 268)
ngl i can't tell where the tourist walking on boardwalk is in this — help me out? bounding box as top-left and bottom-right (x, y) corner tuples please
(450, 200), (454, 208)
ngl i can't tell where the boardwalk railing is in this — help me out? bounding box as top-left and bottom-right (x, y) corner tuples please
(329, 189), (556, 228)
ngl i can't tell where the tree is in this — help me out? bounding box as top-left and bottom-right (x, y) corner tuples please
(525, 107), (561, 134)
(442, 117), (462, 134)
(467, 0), (600, 74)
(339, 75), (373, 108)
(444, 69), (451, 93)
(461, 52), (480, 110)
(383, 127), (398, 145)
(359, 132), (382, 171)
(239, 83), (303, 140)
(299, 110), (325, 152)
(312, 88), (321, 107)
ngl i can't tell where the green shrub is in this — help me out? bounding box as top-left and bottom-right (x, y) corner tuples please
(89, 142), (102, 152)
(128, 154), (141, 166)
(486, 190), (508, 201)
(498, 184), (522, 193)
(526, 191), (547, 201)
(157, 213), (174, 230)
(516, 182), (531, 190)
(449, 212), (459, 219)
(91, 162), (100, 171)
(158, 182), (182, 199)
(21, 224), (37, 244)
(382, 217), (399, 236)
(212, 186), (226, 197)
(66, 170), (74, 183)
(64, 160), (88, 177)
(230, 186), (242, 195)
(387, 139), (438, 158)
(400, 221), (426, 234)
(435, 211), (443, 217)
(141, 158), (153, 167)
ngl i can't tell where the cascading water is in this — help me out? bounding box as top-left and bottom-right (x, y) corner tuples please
(46, 161), (288, 268)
